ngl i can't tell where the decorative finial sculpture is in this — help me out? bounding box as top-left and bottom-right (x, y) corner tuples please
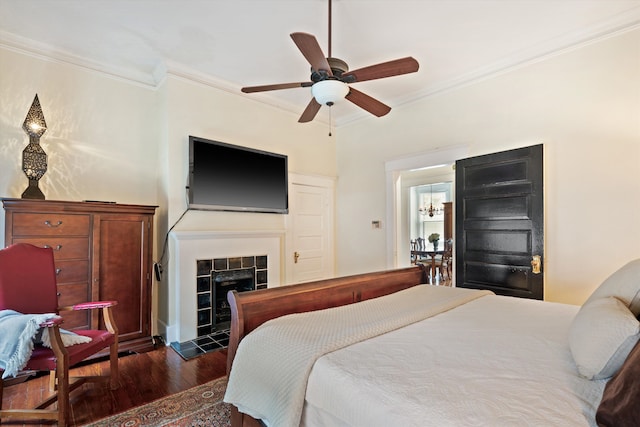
(21, 94), (48, 199)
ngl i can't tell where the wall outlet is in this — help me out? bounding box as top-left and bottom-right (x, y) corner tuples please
(371, 220), (382, 229)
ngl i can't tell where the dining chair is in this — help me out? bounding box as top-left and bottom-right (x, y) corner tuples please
(0, 243), (119, 426)
(410, 239), (417, 264)
(413, 237), (430, 265)
(436, 239), (454, 283)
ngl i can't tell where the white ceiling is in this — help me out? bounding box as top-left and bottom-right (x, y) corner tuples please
(1, 0), (639, 126)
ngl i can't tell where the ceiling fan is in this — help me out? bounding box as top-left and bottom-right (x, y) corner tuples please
(241, 0), (419, 123)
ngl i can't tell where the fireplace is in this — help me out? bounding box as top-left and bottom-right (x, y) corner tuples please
(195, 255), (268, 336)
(166, 230), (283, 344)
(212, 267), (255, 325)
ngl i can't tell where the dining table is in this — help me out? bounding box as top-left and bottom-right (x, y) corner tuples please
(411, 249), (444, 283)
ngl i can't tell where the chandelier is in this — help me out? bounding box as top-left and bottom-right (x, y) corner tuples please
(419, 185), (444, 217)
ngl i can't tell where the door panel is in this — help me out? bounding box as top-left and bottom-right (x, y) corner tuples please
(95, 214), (150, 341)
(290, 183), (332, 283)
(465, 195), (530, 219)
(455, 144), (543, 299)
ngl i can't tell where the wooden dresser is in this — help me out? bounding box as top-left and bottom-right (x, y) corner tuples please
(2, 198), (157, 354)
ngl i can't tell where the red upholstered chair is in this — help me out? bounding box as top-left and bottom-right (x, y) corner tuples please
(0, 243), (119, 425)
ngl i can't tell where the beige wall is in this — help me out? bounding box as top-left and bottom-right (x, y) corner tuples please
(156, 75), (335, 331)
(335, 28), (640, 305)
(162, 75), (335, 229)
(0, 46), (336, 336)
(0, 47), (161, 247)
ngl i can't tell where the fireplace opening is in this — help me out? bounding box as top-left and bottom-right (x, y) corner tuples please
(192, 255), (267, 346)
(212, 267), (256, 327)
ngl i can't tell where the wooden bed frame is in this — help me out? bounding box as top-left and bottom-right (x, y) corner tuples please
(225, 265), (428, 427)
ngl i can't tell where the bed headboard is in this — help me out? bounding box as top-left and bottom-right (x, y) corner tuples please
(226, 265), (428, 374)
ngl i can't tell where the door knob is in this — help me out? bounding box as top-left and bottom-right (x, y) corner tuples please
(294, 251), (300, 264)
(531, 255), (541, 274)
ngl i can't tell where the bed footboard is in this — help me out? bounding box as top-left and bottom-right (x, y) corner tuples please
(225, 265), (427, 427)
(226, 264), (427, 374)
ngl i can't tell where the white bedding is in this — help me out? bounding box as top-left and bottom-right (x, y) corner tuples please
(225, 285), (491, 427)
(303, 294), (607, 427)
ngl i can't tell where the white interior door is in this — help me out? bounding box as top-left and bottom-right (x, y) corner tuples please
(287, 174), (335, 284)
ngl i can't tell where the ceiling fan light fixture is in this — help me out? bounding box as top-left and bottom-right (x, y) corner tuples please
(312, 80), (349, 106)
(241, 0), (419, 123)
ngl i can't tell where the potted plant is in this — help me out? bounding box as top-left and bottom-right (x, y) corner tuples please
(428, 233), (440, 251)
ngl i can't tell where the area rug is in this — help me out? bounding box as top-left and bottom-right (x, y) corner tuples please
(85, 376), (230, 426)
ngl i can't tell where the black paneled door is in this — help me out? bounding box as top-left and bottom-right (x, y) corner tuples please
(455, 145), (543, 299)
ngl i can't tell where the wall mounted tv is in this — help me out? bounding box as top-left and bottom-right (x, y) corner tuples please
(188, 136), (288, 214)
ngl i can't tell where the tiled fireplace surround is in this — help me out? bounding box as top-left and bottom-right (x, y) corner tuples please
(195, 254), (268, 336)
(166, 230), (283, 345)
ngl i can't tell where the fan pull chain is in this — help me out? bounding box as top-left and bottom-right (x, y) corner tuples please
(329, 107), (333, 137)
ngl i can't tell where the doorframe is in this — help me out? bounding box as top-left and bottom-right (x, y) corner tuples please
(285, 173), (336, 284)
(385, 146), (469, 268)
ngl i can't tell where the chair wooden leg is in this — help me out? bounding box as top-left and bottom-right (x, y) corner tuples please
(56, 355), (70, 426)
(109, 341), (119, 390)
(49, 370), (57, 391)
(46, 325), (70, 426)
(423, 264), (433, 284)
(103, 306), (120, 390)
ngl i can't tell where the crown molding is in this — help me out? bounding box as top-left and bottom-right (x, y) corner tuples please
(162, 59), (311, 122)
(0, 30), (158, 89)
(407, 7), (640, 104)
(1, 5), (638, 127)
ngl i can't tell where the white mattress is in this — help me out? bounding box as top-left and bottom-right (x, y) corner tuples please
(302, 294), (607, 427)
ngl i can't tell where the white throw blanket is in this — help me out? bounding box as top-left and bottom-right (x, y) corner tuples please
(224, 285), (493, 427)
(0, 309), (92, 379)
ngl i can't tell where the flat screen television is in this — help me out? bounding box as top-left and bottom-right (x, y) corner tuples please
(188, 136), (289, 214)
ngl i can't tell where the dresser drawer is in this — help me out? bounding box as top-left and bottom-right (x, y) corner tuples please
(13, 237), (89, 261)
(11, 213), (90, 236)
(58, 310), (90, 331)
(54, 259), (90, 284)
(57, 283), (91, 330)
(56, 282), (91, 306)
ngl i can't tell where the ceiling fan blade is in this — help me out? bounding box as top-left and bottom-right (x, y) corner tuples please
(298, 98), (322, 123)
(290, 32), (333, 76)
(241, 82), (312, 93)
(345, 87), (391, 117)
(342, 57), (419, 83)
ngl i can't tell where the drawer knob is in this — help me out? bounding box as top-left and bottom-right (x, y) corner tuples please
(56, 292), (61, 297)
(44, 220), (63, 228)
(55, 268), (61, 275)
(43, 244), (63, 251)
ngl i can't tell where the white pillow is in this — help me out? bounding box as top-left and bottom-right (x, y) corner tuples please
(569, 296), (640, 380)
(584, 258), (640, 316)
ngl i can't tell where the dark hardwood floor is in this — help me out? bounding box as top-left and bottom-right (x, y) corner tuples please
(1, 346), (228, 426)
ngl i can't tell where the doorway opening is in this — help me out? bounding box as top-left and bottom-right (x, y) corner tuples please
(410, 181), (452, 245)
(385, 146), (466, 270)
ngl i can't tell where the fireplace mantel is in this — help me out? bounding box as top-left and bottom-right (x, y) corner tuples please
(164, 230), (284, 343)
